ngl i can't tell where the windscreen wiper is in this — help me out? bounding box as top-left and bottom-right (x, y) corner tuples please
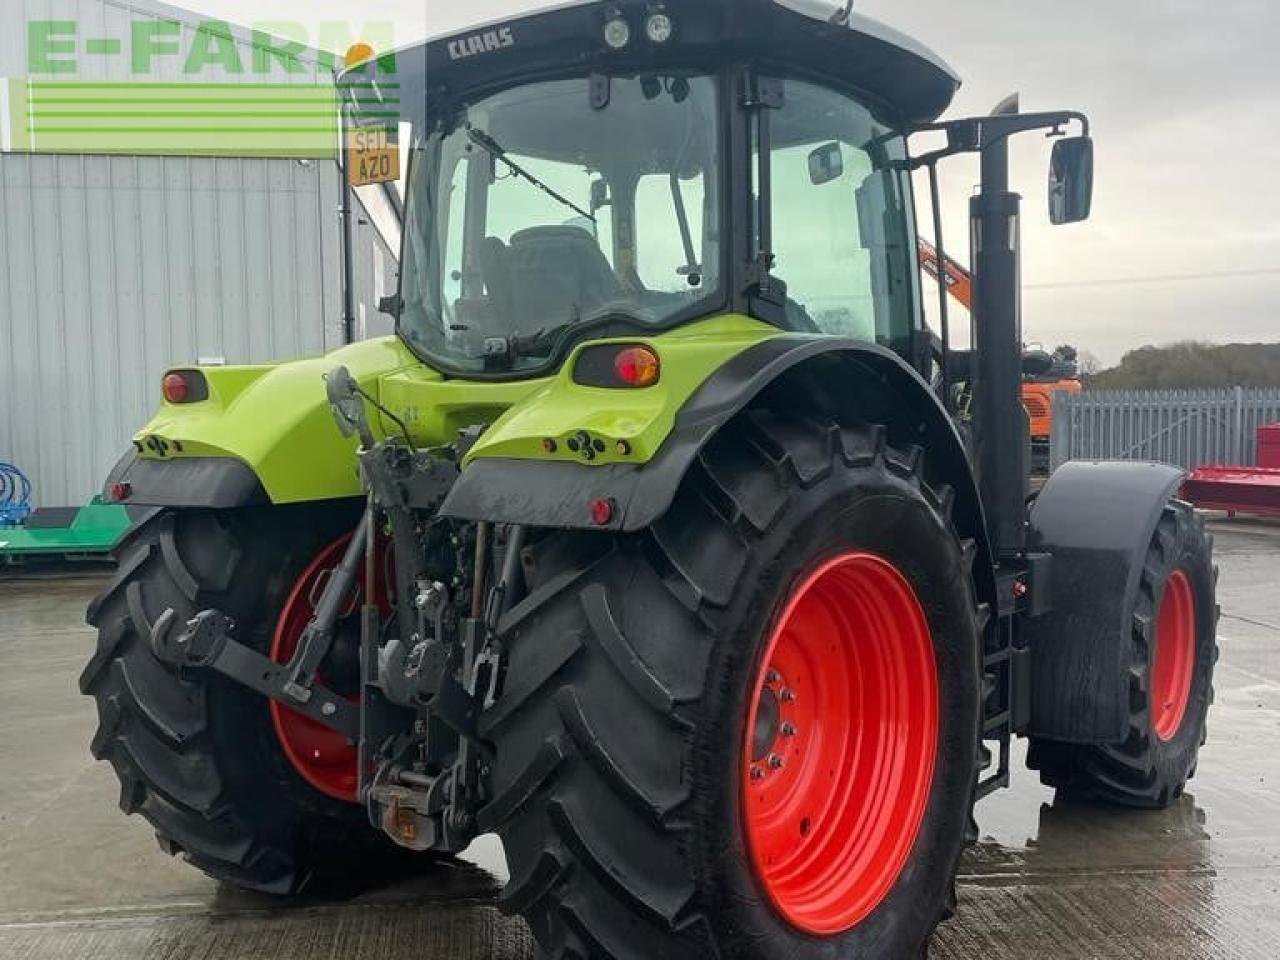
(466, 126), (596, 225)
(669, 173), (702, 287)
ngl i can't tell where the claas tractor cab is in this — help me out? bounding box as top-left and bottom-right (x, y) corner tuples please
(84, 2), (1218, 956)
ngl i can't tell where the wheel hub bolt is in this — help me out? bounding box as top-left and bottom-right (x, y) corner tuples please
(766, 670), (781, 685)
(750, 765), (765, 781)
(781, 723), (797, 737)
(780, 688), (796, 702)
(768, 754), (785, 770)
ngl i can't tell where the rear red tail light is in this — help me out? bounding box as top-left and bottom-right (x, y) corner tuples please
(573, 344), (661, 389)
(108, 482), (132, 502)
(614, 347), (661, 387)
(161, 370), (209, 404)
(162, 373), (189, 404)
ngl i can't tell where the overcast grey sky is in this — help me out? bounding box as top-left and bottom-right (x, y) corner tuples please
(184, 0), (1280, 365)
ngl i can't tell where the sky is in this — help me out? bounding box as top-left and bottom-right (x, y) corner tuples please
(160, 0), (1280, 366)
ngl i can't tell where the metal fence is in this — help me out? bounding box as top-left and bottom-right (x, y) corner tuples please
(1051, 388), (1280, 472)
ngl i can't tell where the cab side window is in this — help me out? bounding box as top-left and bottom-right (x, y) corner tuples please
(762, 79), (918, 354)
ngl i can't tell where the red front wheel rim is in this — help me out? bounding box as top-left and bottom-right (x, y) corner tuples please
(1151, 569), (1196, 742)
(270, 533), (387, 803)
(742, 553), (939, 936)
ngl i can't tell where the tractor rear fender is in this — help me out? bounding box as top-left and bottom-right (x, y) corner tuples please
(99, 317), (772, 512)
(441, 335), (997, 606)
(99, 337), (423, 511)
(1024, 460), (1186, 743)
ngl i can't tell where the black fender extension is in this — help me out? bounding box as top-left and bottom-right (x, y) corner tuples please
(1024, 460), (1186, 743)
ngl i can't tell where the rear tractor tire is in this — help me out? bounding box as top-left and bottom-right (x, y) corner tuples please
(1029, 500), (1218, 807)
(481, 410), (984, 959)
(81, 505), (425, 894)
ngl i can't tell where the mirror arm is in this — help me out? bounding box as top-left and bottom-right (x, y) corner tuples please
(976, 110), (1089, 142)
(908, 110), (1089, 167)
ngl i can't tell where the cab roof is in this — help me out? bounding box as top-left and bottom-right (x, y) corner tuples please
(342, 0), (960, 130)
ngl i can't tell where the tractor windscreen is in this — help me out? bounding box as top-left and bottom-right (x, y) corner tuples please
(400, 74), (721, 374)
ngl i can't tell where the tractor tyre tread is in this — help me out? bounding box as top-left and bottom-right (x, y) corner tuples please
(484, 410), (981, 959)
(82, 506), (424, 894)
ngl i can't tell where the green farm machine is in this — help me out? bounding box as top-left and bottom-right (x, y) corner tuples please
(82, 2), (1218, 957)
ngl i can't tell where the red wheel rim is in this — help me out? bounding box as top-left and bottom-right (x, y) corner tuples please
(742, 553), (939, 936)
(1151, 569), (1196, 742)
(270, 533), (388, 803)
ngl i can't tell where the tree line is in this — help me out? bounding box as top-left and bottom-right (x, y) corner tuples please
(1082, 342), (1280, 391)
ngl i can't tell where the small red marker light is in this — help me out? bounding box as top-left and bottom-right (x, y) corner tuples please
(613, 346), (660, 387)
(542, 438), (558, 453)
(109, 482), (132, 502)
(162, 373), (190, 404)
(590, 497), (616, 526)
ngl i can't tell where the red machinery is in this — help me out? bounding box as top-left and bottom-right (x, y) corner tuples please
(1181, 424), (1280, 517)
(1261, 424), (1280, 469)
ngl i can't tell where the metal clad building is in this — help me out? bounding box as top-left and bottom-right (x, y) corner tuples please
(1, 0), (400, 508)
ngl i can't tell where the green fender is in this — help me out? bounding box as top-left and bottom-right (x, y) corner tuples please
(111, 337), (420, 506)
(107, 315), (778, 509)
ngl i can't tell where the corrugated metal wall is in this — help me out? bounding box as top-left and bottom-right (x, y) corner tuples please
(0, 151), (397, 508)
(1051, 388), (1280, 472)
(0, 0), (401, 509)
(351, 203), (399, 343)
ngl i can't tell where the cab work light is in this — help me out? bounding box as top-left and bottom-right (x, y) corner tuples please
(603, 14), (632, 49)
(645, 9), (674, 44)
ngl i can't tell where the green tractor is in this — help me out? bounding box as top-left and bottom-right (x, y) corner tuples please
(82, 1), (1218, 956)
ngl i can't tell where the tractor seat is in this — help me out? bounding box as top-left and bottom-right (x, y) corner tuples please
(491, 225), (622, 328)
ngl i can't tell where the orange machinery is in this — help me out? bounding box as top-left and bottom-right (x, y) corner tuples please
(918, 239), (1081, 470)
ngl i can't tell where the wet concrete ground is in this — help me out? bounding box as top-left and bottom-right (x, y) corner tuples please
(1, 516), (1278, 959)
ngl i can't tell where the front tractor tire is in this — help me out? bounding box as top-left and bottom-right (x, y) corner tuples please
(81, 505), (420, 894)
(483, 411), (983, 960)
(1029, 501), (1218, 807)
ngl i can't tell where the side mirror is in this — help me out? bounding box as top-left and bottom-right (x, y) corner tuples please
(808, 142), (844, 186)
(1049, 136), (1094, 225)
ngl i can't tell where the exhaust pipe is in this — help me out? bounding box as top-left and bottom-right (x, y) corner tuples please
(970, 93), (1027, 557)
